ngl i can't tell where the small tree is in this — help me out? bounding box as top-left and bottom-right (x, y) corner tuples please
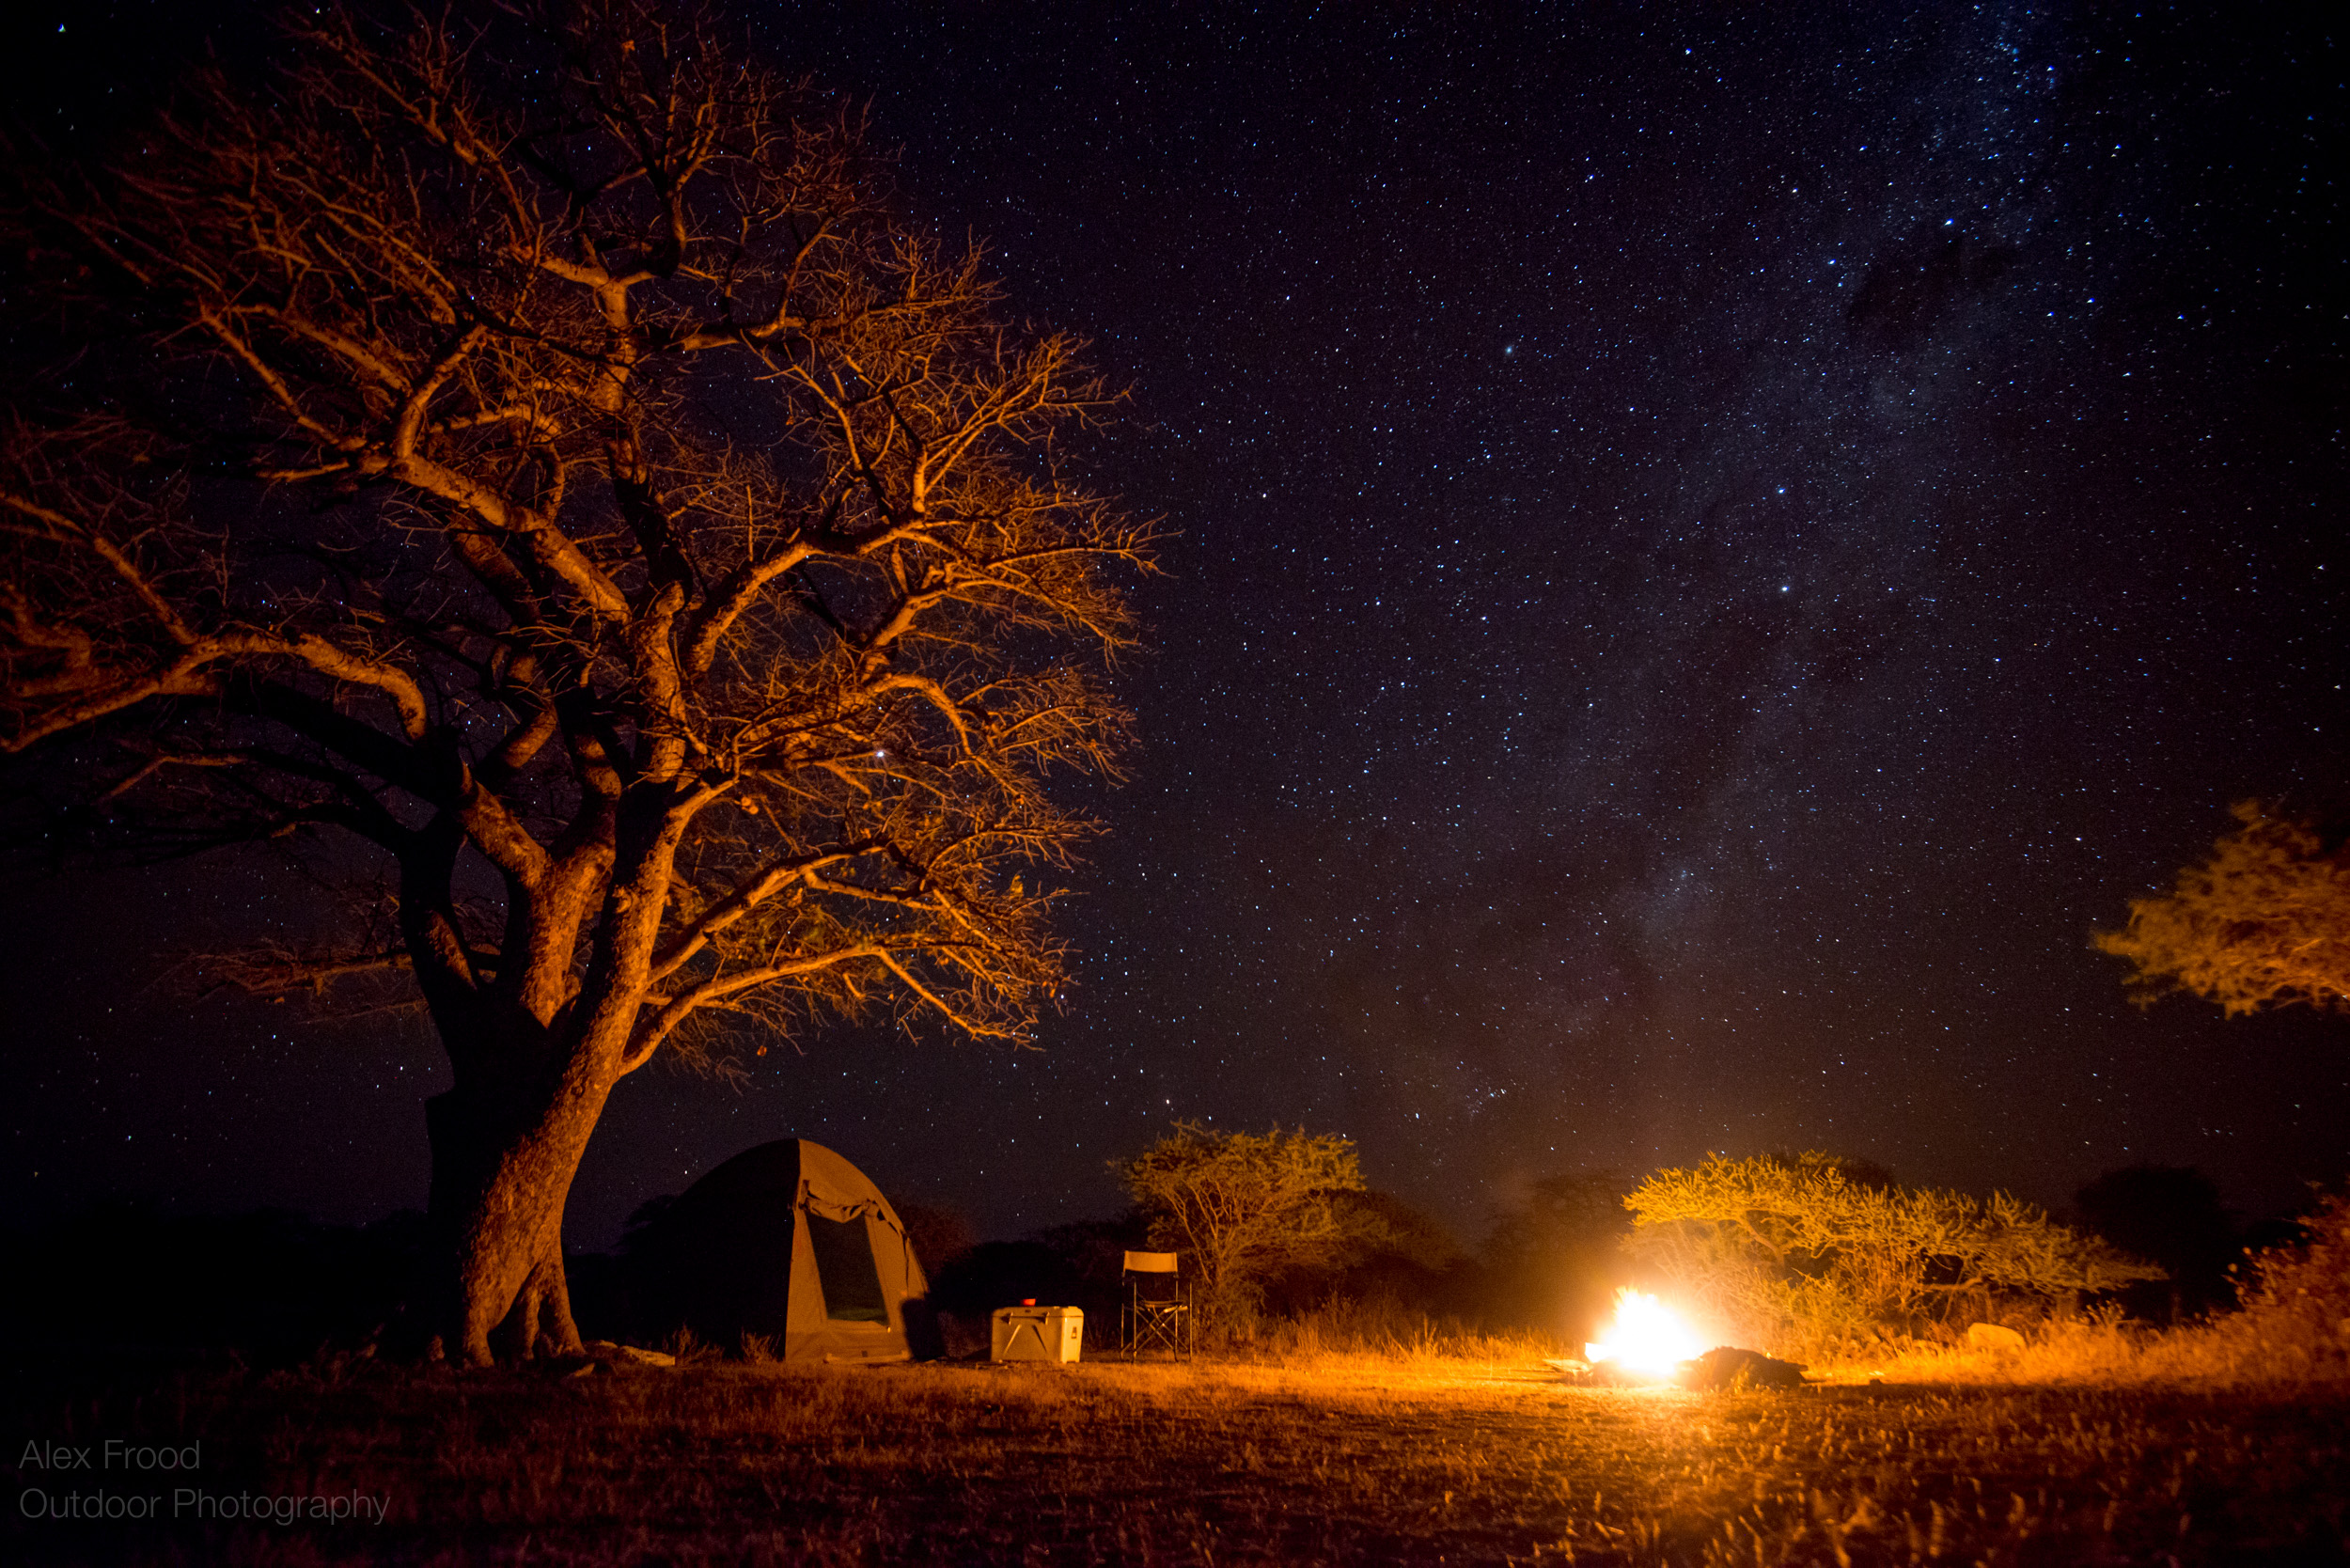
(1112, 1122), (1388, 1332)
(1624, 1152), (2157, 1358)
(2094, 800), (2350, 1015)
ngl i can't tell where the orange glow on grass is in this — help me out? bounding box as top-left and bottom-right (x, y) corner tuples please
(1584, 1288), (1702, 1379)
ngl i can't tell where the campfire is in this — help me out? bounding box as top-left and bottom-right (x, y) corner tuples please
(1582, 1288), (1702, 1381)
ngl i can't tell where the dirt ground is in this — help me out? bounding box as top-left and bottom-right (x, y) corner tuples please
(6, 1353), (2347, 1564)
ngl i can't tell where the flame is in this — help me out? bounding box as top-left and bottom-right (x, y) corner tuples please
(1584, 1288), (1702, 1378)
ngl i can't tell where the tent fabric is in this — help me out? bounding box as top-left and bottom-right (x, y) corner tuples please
(633, 1138), (935, 1362)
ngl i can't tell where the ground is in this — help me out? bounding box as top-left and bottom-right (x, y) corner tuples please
(6, 1353), (2347, 1564)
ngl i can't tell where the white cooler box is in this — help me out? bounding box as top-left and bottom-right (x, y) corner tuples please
(992, 1305), (1084, 1363)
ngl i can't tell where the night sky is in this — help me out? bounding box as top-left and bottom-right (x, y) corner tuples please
(3, 3), (2342, 1252)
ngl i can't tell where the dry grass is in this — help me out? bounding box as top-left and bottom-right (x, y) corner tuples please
(1829, 1310), (2350, 1389)
(7, 1348), (2347, 1565)
(1244, 1294), (1568, 1369)
(1825, 1192), (2350, 1393)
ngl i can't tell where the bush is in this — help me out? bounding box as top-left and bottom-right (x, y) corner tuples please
(1624, 1152), (2160, 1360)
(2073, 1164), (2246, 1322)
(2203, 1188), (2350, 1382)
(1260, 1190), (1476, 1323)
(0, 1205), (425, 1356)
(1846, 1193), (2350, 1388)
(1112, 1122), (1393, 1338)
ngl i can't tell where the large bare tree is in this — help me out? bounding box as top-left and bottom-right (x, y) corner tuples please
(0, 0), (1152, 1362)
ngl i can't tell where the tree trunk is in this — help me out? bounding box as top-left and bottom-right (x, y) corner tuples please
(425, 1062), (610, 1365)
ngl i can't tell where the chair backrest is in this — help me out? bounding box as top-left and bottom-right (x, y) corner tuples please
(1121, 1249), (1179, 1276)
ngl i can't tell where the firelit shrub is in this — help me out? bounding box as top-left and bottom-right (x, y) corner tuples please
(2217, 1189), (2350, 1383)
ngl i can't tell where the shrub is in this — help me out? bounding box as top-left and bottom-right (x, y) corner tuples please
(1112, 1122), (1393, 1338)
(1624, 1152), (2159, 1360)
(2204, 1188), (2350, 1382)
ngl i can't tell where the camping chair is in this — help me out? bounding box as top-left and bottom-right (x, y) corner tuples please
(1120, 1250), (1191, 1359)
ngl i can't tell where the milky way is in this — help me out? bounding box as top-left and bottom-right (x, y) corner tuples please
(5, 3), (2341, 1247)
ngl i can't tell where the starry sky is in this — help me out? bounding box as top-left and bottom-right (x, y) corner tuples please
(4, 3), (2343, 1251)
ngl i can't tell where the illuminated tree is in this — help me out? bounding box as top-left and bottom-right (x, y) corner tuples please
(1113, 1123), (1389, 1331)
(1623, 1152), (2155, 1356)
(0, 1), (1152, 1362)
(2094, 801), (2350, 1016)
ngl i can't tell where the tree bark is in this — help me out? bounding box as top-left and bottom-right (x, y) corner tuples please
(425, 1064), (607, 1365)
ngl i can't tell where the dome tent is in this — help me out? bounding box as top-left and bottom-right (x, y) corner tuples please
(632, 1138), (937, 1362)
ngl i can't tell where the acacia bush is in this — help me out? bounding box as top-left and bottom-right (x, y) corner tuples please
(1857, 1189), (2350, 1388)
(1624, 1152), (2159, 1360)
(1113, 1122), (1395, 1338)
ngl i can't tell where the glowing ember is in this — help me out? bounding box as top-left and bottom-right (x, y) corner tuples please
(1584, 1288), (1702, 1378)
